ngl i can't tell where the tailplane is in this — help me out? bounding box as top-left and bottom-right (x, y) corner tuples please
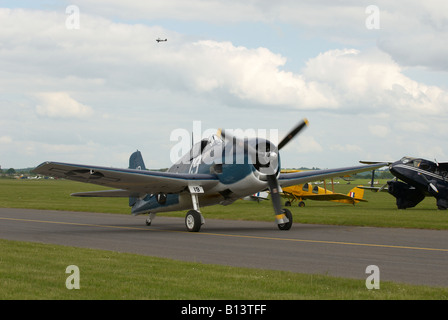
(129, 150), (146, 206)
(347, 186), (365, 200)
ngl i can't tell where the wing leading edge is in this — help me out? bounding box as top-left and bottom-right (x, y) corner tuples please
(32, 161), (219, 197)
(278, 163), (387, 188)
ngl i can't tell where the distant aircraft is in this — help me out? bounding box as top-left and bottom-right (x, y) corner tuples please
(242, 191), (269, 202)
(361, 157), (448, 209)
(282, 183), (367, 207)
(33, 118), (386, 232)
(156, 38), (167, 43)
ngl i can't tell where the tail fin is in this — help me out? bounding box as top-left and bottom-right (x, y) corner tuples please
(129, 150), (146, 171)
(129, 150), (146, 206)
(347, 186), (365, 200)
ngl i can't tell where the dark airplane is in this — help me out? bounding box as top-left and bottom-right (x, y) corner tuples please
(156, 38), (167, 43)
(32, 118), (386, 232)
(361, 157), (448, 210)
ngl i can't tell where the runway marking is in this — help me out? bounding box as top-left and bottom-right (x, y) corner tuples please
(2, 216), (448, 253)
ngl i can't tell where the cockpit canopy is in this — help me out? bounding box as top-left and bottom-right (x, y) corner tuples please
(401, 157), (434, 171)
(400, 156), (448, 176)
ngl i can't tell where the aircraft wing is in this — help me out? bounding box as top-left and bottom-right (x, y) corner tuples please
(290, 193), (367, 202)
(358, 186), (389, 192)
(278, 163), (387, 188)
(32, 161), (220, 197)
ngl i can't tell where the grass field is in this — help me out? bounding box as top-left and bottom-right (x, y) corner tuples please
(1, 178), (448, 299)
(1, 238), (447, 300)
(1, 178), (447, 229)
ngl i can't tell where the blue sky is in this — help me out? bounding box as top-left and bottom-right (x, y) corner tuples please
(1, 1), (448, 170)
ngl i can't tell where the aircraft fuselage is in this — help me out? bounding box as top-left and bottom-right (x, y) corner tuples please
(387, 157), (448, 209)
(132, 135), (278, 215)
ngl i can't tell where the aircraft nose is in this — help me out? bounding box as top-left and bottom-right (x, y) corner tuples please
(389, 161), (405, 178)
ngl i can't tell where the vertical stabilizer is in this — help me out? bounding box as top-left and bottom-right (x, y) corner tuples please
(129, 150), (146, 171)
(129, 150), (146, 206)
(347, 186), (365, 200)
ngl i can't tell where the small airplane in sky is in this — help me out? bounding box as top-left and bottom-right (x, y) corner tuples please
(361, 157), (448, 209)
(282, 183), (366, 207)
(33, 119), (386, 232)
(156, 38), (167, 43)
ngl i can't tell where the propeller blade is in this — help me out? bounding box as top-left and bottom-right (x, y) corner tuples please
(430, 183), (439, 194)
(266, 174), (288, 224)
(219, 128), (256, 154)
(277, 118), (309, 150)
(419, 173), (439, 193)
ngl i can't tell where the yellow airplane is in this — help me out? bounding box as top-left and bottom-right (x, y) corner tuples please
(279, 169), (366, 207)
(281, 182), (367, 207)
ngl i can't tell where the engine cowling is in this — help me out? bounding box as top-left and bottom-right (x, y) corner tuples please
(387, 180), (425, 209)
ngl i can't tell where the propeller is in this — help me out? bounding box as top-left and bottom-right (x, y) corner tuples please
(267, 119), (308, 226)
(220, 118), (309, 228)
(278, 118), (309, 150)
(419, 173), (439, 194)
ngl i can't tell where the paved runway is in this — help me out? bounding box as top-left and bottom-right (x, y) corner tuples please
(1, 208), (448, 287)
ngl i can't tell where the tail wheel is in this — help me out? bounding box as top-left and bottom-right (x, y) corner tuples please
(298, 201), (305, 207)
(277, 208), (293, 230)
(185, 210), (202, 232)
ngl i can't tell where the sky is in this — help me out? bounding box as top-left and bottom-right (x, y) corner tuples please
(1, 0), (448, 170)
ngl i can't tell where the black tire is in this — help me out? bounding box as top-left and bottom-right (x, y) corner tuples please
(285, 201), (291, 207)
(298, 201), (305, 207)
(185, 210), (202, 232)
(277, 208), (293, 230)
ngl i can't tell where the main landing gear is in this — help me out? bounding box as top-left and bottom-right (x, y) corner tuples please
(185, 210), (202, 232)
(145, 213), (156, 226)
(144, 187), (293, 232)
(185, 188), (205, 232)
(277, 208), (293, 230)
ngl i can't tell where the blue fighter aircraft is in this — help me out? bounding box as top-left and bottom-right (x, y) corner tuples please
(33, 119), (386, 232)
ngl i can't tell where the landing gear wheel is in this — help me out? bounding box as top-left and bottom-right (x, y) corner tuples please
(145, 217), (152, 226)
(185, 210), (202, 232)
(277, 208), (293, 231)
(285, 201), (291, 207)
(298, 201), (305, 207)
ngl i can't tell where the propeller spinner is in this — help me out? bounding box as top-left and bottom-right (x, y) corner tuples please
(220, 118), (309, 230)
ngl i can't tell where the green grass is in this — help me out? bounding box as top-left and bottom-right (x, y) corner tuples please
(1, 178), (448, 299)
(1, 239), (447, 300)
(0, 178), (128, 214)
(1, 178), (448, 230)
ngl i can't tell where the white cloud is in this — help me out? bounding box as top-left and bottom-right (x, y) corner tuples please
(181, 40), (337, 109)
(35, 92), (94, 119)
(284, 135), (323, 154)
(1, 5), (448, 169)
(2, 8), (447, 115)
(0, 136), (12, 144)
(395, 122), (429, 133)
(330, 144), (363, 153)
(69, 1), (448, 69)
(302, 48), (448, 115)
(368, 125), (389, 138)
(74, 0), (267, 23)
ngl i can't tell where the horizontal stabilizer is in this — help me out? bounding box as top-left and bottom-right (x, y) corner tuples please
(71, 189), (142, 198)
